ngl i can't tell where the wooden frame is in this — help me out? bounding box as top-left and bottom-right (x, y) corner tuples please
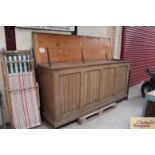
(0, 50), (41, 128)
(37, 61), (129, 128)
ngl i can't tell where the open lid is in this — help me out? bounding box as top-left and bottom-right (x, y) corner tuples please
(81, 37), (112, 62)
(33, 33), (113, 65)
(33, 33), (83, 65)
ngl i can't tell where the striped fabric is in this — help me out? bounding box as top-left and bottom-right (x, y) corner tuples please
(4, 53), (41, 129)
(9, 73), (40, 129)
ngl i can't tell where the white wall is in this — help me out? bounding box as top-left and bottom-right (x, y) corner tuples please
(78, 26), (115, 37)
(113, 26), (122, 59)
(0, 26), (6, 126)
(0, 26), (6, 50)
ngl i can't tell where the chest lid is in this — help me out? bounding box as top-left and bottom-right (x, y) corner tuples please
(33, 33), (113, 65)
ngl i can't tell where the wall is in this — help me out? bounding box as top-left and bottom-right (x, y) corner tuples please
(113, 27), (122, 59)
(0, 26), (7, 127)
(78, 26), (122, 59)
(0, 26), (6, 50)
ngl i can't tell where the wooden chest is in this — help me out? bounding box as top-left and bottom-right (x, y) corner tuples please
(33, 33), (129, 128)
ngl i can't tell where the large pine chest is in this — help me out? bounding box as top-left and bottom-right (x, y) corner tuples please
(33, 33), (129, 128)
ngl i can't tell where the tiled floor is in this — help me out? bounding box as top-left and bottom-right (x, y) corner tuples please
(36, 96), (145, 129)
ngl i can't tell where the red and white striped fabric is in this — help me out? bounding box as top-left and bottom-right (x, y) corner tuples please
(8, 72), (41, 129)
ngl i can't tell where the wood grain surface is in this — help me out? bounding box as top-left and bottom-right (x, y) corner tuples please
(33, 33), (112, 64)
(37, 62), (129, 128)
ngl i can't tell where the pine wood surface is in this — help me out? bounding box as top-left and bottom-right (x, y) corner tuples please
(33, 33), (112, 64)
(38, 61), (129, 128)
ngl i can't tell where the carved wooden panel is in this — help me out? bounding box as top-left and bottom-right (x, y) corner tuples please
(82, 70), (100, 107)
(100, 67), (116, 100)
(114, 65), (128, 95)
(59, 73), (81, 114)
